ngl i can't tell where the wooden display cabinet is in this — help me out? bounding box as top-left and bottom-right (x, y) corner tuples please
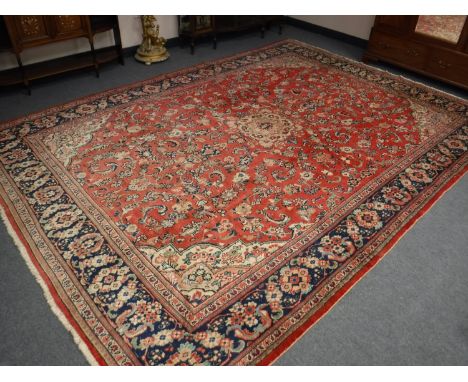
(0, 15), (124, 94)
(364, 16), (468, 90)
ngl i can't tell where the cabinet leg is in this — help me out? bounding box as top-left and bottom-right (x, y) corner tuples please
(15, 52), (31, 95)
(261, 26), (265, 38)
(213, 35), (217, 50)
(278, 23), (283, 35)
(88, 38), (100, 77)
(117, 48), (125, 66)
(112, 20), (125, 65)
(190, 39), (195, 55)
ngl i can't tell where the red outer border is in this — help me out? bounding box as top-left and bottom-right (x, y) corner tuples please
(258, 166), (467, 365)
(0, 197), (107, 366)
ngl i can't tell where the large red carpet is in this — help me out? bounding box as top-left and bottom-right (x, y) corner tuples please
(0, 40), (466, 365)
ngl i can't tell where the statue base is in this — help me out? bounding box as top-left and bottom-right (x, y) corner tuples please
(134, 45), (170, 65)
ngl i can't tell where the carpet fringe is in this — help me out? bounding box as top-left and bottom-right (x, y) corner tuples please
(0, 204), (98, 366)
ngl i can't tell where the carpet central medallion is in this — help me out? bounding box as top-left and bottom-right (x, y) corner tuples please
(0, 40), (466, 365)
(228, 110), (299, 148)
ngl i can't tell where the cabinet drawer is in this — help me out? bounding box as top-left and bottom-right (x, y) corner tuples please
(426, 48), (468, 87)
(368, 30), (428, 69)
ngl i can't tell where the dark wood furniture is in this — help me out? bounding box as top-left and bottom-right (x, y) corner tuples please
(178, 16), (217, 54)
(364, 16), (468, 90)
(178, 15), (282, 54)
(0, 16), (123, 94)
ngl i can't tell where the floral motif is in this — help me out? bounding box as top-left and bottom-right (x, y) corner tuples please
(39, 204), (86, 239)
(167, 342), (204, 365)
(279, 267), (312, 294)
(68, 233), (105, 258)
(382, 186), (412, 206)
(405, 167), (432, 184)
(353, 209), (383, 230)
(318, 235), (356, 262)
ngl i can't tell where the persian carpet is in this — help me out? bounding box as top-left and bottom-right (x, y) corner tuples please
(0, 40), (467, 365)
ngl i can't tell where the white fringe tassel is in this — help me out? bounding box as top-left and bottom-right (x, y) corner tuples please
(0, 204), (99, 366)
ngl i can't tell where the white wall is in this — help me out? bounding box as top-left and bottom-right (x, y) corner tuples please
(0, 15), (179, 70)
(0, 16), (375, 71)
(117, 15), (178, 49)
(291, 15), (375, 40)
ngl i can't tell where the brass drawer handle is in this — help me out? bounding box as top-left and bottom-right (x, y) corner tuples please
(378, 41), (390, 49)
(437, 59), (452, 69)
(406, 48), (420, 57)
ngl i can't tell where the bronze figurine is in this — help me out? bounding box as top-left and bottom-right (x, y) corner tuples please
(135, 16), (169, 64)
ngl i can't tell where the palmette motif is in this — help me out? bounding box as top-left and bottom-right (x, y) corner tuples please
(0, 40), (467, 365)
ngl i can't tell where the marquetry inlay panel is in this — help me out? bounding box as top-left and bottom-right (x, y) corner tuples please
(54, 16), (84, 35)
(14, 16), (51, 43)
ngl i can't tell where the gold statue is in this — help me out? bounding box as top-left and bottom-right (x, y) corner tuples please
(135, 16), (169, 64)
